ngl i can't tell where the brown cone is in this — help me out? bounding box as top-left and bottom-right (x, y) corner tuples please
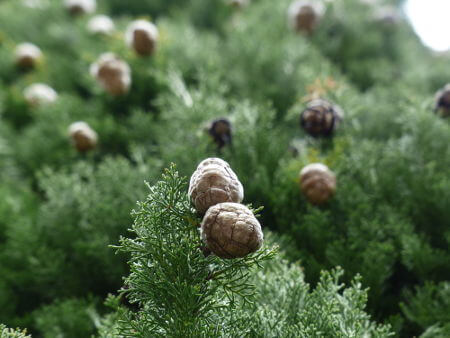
(201, 203), (263, 259)
(434, 84), (450, 118)
(133, 29), (156, 56)
(300, 99), (342, 137)
(299, 163), (336, 205)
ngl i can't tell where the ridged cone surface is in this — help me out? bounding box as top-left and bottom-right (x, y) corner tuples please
(201, 202), (263, 259)
(189, 158), (243, 214)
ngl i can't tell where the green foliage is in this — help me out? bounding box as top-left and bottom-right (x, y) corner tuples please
(33, 298), (100, 338)
(99, 167), (391, 337)
(32, 156), (151, 294)
(218, 0), (349, 115)
(241, 262), (393, 337)
(420, 324), (450, 338)
(271, 100), (450, 332)
(154, 75), (290, 219)
(112, 165), (276, 336)
(0, 324), (30, 338)
(0, 0), (448, 336)
(401, 282), (450, 334)
(105, 0), (232, 31)
(0, 156), (152, 331)
(309, 0), (450, 92)
(0, 126), (38, 329)
(311, 0), (404, 90)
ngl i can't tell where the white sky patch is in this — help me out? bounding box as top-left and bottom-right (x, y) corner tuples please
(404, 0), (450, 52)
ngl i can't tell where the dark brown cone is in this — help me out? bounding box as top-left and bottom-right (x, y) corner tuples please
(72, 131), (97, 152)
(435, 85), (450, 118)
(300, 99), (342, 137)
(97, 63), (128, 96)
(17, 56), (36, 69)
(69, 122), (98, 153)
(294, 5), (318, 34)
(68, 4), (85, 16)
(209, 118), (232, 149)
(229, 0), (249, 8)
(133, 29), (156, 56)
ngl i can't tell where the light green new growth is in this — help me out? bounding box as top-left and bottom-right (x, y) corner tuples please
(0, 324), (30, 338)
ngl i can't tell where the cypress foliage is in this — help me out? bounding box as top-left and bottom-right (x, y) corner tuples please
(97, 166), (391, 337)
(0, 324), (30, 338)
(0, 0), (448, 336)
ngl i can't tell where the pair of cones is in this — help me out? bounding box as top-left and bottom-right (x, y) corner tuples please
(189, 158), (263, 259)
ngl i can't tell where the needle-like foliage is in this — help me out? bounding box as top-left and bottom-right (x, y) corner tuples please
(0, 0), (448, 336)
(113, 164), (276, 337)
